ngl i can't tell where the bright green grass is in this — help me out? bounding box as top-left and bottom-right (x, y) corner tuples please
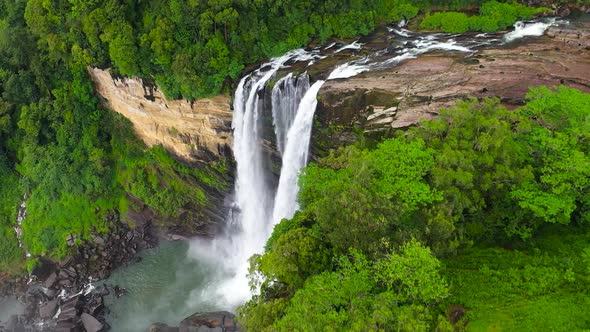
(466, 293), (590, 332)
(442, 225), (590, 331)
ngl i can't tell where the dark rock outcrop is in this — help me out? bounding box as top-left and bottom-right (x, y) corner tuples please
(2, 212), (157, 331)
(38, 299), (58, 319)
(179, 311), (239, 332)
(152, 311), (240, 332)
(81, 313), (104, 332)
(149, 322), (180, 332)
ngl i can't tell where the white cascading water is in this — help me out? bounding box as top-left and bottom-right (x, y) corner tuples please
(271, 72), (311, 154)
(215, 52), (295, 305)
(502, 18), (558, 43)
(271, 80), (325, 225)
(334, 40), (363, 53)
(329, 37), (474, 79)
(188, 49), (319, 307)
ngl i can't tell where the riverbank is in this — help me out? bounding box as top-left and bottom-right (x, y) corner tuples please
(0, 214), (157, 331)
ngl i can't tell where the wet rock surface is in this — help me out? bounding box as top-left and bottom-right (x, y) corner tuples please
(0, 212), (157, 332)
(80, 313), (103, 332)
(179, 311), (239, 332)
(149, 322), (180, 332)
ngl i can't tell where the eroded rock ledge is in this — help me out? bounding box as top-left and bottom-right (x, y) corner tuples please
(315, 20), (590, 151)
(89, 68), (233, 163)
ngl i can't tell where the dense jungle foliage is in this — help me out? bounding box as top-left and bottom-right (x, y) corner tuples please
(420, 1), (548, 32)
(0, 0), (231, 270)
(0, 0), (549, 273)
(239, 86), (590, 331)
(11, 0), (543, 100)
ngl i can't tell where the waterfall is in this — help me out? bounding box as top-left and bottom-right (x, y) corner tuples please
(271, 73), (310, 155)
(271, 81), (325, 225)
(186, 18), (563, 308)
(215, 53), (292, 305)
(189, 26), (483, 309)
(188, 49), (319, 307)
(213, 69), (321, 304)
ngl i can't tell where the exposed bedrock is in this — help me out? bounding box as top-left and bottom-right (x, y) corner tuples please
(150, 311), (240, 332)
(313, 20), (590, 155)
(89, 68), (233, 163)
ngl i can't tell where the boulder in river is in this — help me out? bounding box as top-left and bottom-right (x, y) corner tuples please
(179, 311), (239, 332)
(81, 312), (104, 332)
(43, 272), (57, 289)
(38, 299), (59, 319)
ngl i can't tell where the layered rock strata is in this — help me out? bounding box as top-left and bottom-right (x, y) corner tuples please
(89, 68), (232, 163)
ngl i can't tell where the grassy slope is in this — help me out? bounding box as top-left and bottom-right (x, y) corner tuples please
(443, 225), (590, 331)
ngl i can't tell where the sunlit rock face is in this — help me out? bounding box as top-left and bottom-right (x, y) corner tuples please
(89, 68), (233, 163)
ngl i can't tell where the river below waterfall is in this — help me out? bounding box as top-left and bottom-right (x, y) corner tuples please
(103, 240), (222, 330)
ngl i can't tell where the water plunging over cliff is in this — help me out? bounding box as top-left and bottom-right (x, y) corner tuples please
(271, 80), (325, 224)
(187, 50), (322, 307)
(272, 73), (311, 155)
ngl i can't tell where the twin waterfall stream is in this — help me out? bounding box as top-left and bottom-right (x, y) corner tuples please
(101, 18), (560, 329)
(213, 50), (324, 305)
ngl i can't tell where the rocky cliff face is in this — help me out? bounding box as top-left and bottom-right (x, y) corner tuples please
(89, 68), (233, 163)
(314, 19), (590, 154)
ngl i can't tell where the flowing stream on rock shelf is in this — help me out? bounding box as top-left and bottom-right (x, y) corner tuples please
(102, 18), (563, 330)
